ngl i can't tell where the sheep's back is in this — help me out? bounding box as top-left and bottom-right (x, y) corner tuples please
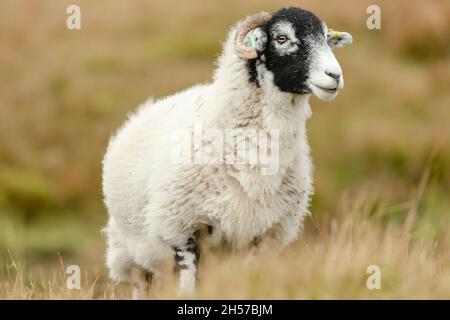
(102, 84), (211, 237)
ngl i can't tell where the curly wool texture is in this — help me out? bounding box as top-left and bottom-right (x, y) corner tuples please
(102, 24), (314, 283)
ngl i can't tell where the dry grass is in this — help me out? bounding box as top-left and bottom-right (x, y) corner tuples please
(1, 0), (449, 299)
(2, 185), (450, 299)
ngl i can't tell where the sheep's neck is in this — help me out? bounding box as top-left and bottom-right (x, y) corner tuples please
(211, 74), (311, 135)
(206, 73), (311, 188)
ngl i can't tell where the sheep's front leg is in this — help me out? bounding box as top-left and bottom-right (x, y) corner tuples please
(130, 265), (151, 300)
(246, 213), (302, 263)
(173, 233), (200, 295)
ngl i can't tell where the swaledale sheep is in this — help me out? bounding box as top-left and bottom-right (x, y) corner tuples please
(102, 7), (352, 298)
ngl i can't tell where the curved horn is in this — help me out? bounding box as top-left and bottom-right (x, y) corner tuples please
(234, 12), (272, 59)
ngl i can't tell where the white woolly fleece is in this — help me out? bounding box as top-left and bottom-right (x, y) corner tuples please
(102, 25), (314, 283)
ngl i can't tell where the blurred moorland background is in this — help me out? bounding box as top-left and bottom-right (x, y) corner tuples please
(0, 0), (449, 299)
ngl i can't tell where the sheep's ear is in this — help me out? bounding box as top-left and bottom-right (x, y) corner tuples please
(327, 29), (352, 48)
(243, 27), (268, 55)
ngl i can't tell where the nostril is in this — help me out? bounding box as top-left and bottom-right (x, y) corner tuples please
(325, 71), (341, 82)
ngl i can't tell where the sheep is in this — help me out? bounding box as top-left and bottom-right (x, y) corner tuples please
(102, 7), (352, 299)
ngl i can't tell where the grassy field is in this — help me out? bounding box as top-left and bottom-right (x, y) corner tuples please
(1, 0), (450, 299)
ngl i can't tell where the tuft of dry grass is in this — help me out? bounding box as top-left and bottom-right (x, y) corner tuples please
(2, 181), (449, 299)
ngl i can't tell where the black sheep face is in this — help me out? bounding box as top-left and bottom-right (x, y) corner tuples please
(245, 7), (352, 101)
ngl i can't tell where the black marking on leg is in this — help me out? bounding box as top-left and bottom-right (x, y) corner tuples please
(145, 271), (152, 283)
(174, 248), (189, 271)
(173, 232), (200, 273)
(252, 236), (262, 248)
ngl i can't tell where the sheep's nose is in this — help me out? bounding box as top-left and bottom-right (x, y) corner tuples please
(325, 70), (341, 82)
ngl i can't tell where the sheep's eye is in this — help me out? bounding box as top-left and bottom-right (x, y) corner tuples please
(276, 35), (288, 44)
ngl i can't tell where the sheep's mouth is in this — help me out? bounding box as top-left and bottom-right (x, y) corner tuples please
(311, 83), (338, 94)
(309, 83), (339, 101)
